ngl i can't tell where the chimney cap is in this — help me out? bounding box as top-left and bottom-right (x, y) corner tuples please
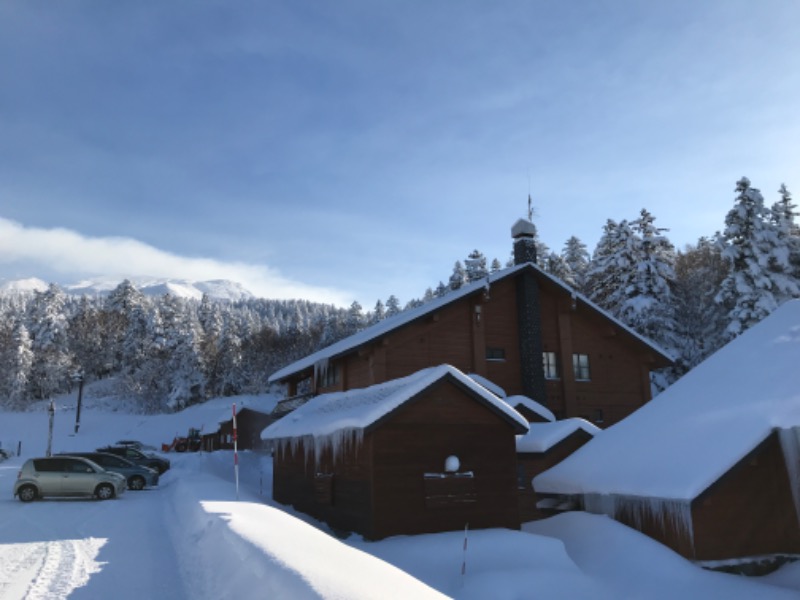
(511, 218), (537, 239)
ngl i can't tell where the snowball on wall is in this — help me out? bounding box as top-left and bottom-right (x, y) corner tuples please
(445, 455), (460, 473)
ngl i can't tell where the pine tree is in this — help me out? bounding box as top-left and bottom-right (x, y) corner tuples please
(561, 236), (590, 291)
(673, 237), (728, 370)
(27, 284), (72, 400)
(448, 261), (467, 291)
(585, 219), (636, 313)
(715, 177), (797, 339)
(385, 295), (401, 317)
(623, 209), (678, 357)
(771, 183), (800, 286)
(370, 299), (386, 324)
(465, 250), (488, 283)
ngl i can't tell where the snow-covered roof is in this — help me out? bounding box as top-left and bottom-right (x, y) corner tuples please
(534, 300), (800, 501)
(216, 395), (280, 424)
(467, 373), (507, 398)
(506, 395), (556, 423)
(268, 263), (673, 384)
(261, 365), (529, 441)
(516, 418), (600, 453)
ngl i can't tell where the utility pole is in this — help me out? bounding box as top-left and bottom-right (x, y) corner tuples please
(46, 400), (55, 457)
(73, 371), (84, 434)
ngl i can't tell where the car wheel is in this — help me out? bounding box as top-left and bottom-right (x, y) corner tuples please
(95, 483), (115, 500)
(128, 475), (146, 491)
(18, 484), (37, 502)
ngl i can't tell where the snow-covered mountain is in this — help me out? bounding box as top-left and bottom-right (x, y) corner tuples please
(0, 276), (255, 301)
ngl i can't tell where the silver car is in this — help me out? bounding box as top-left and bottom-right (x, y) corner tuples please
(14, 456), (127, 502)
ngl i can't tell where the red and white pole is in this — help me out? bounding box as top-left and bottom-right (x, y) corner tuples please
(233, 403), (239, 500)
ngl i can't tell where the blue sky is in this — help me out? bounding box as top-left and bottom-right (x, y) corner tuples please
(1, 1), (798, 307)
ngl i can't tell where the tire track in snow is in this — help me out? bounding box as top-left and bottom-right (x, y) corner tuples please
(0, 538), (105, 600)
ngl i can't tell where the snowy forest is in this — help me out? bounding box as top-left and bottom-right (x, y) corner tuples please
(1, 177), (798, 412)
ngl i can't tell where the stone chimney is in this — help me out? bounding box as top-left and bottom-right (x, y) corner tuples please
(511, 218), (538, 265)
(511, 217), (548, 407)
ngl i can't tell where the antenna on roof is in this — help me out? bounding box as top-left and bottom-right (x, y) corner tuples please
(527, 194), (533, 222)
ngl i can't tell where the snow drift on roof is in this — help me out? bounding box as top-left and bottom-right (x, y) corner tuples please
(534, 300), (800, 501)
(506, 395), (556, 423)
(261, 364), (529, 442)
(516, 418), (600, 453)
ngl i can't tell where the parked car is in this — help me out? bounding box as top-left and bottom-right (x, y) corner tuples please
(58, 452), (159, 490)
(96, 446), (171, 474)
(115, 439), (159, 452)
(14, 456), (127, 502)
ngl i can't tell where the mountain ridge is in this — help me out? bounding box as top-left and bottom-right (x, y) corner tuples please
(0, 276), (255, 302)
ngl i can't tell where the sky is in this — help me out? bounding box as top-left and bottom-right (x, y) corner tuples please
(1, 390), (798, 598)
(1, 1), (799, 308)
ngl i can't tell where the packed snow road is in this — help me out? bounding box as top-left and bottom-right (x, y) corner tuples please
(0, 460), (186, 600)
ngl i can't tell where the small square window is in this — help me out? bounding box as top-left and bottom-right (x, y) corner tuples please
(573, 353), (591, 381)
(486, 347), (506, 361)
(542, 352), (559, 379)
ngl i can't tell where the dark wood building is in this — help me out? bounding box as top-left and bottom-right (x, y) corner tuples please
(269, 219), (673, 428)
(534, 300), (800, 562)
(515, 418), (599, 523)
(261, 365), (529, 540)
(217, 407), (275, 450)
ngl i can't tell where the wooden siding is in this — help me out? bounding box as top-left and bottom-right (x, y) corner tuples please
(691, 431), (800, 560)
(288, 267), (669, 427)
(218, 409), (274, 450)
(271, 379), (521, 539)
(606, 431), (800, 560)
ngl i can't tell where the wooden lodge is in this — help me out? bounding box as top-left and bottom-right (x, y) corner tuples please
(534, 300), (800, 562)
(261, 365), (529, 540)
(269, 219), (673, 428)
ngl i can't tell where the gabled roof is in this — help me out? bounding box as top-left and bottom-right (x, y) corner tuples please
(268, 263), (674, 384)
(261, 364), (529, 441)
(534, 300), (800, 501)
(516, 418), (600, 453)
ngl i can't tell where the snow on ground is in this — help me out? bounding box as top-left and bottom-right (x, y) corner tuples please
(1, 387), (799, 599)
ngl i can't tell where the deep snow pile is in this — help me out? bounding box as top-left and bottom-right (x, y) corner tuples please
(1, 390), (799, 599)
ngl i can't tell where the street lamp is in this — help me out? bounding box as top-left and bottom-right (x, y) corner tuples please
(46, 400), (55, 457)
(72, 371), (85, 434)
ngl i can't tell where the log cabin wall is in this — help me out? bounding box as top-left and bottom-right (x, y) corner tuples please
(368, 379), (521, 539)
(271, 378), (522, 540)
(691, 431), (800, 560)
(272, 436), (375, 536)
(289, 266), (669, 427)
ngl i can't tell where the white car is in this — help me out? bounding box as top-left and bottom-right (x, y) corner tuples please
(14, 456), (127, 502)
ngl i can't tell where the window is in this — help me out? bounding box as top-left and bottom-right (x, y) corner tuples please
(486, 347), (506, 361)
(572, 353), (591, 381)
(542, 352), (559, 379)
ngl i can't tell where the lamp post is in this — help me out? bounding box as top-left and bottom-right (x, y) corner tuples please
(46, 400), (55, 457)
(73, 371), (84, 434)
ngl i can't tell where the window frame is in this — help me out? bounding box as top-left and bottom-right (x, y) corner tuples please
(542, 351), (560, 379)
(572, 353), (591, 381)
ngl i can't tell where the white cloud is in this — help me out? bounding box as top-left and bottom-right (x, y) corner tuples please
(0, 218), (352, 305)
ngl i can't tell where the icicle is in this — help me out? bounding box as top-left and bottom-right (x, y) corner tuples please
(779, 427), (800, 524)
(313, 358), (330, 386)
(584, 493), (694, 552)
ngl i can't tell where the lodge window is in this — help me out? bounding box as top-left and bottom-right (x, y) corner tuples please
(542, 351), (559, 379)
(486, 347), (506, 361)
(572, 353), (591, 381)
